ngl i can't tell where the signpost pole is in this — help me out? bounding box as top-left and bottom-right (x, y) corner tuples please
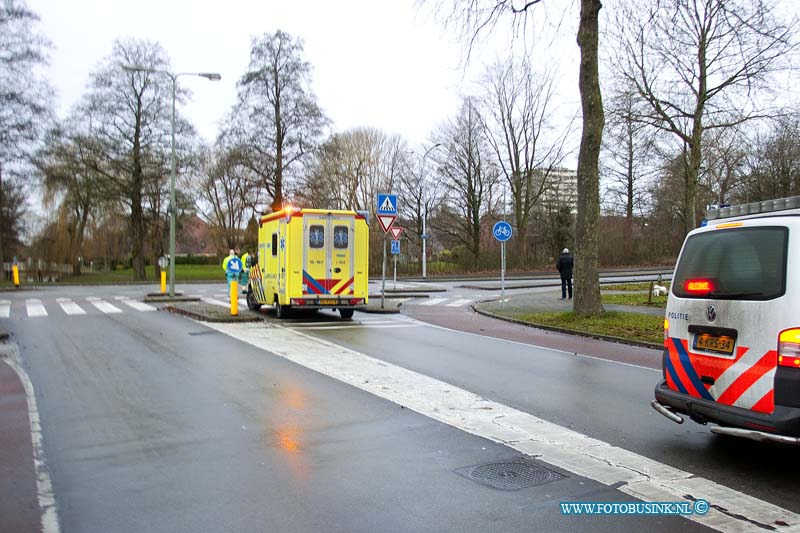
(381, 237), (387, 309)
(501, 241), (506, 309)
(393, 254), (397, 290)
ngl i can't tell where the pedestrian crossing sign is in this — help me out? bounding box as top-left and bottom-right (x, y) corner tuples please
(377, 194), (398, 215)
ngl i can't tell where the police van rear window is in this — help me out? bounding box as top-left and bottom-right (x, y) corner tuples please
(672, 227), (788, 300)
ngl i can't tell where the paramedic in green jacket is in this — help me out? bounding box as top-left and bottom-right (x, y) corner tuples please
(239, 250), (251, 291)
(222, 249), (237, 290)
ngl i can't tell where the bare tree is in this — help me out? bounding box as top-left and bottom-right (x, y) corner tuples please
(433, 97), (499, 269)
(427, 0), (605, 316)
(700, 126), (747, 206)
(614, 0), (796, 234)
(479, 57), (570, 267)
(235, 30), (328, 212)
(739, 113), (800, 202)
(36, 120), (106, 274)
(396, 145), (444, 268)
(301, 127), (406, 216)
(195, 146), (255, 251)
(78, 38), (192, 280)
(0, 0), (52, 263)
(602, 89), (658, 221)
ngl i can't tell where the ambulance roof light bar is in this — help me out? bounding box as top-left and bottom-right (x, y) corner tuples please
(706, 196), (800, 221)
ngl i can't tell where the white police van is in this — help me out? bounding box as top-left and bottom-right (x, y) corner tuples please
(652, 196), (800, 444)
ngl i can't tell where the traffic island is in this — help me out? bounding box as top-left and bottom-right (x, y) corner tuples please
(164, 301), (262, 322)
(472, 291), (664, 350)
(362, 298), (407, 314)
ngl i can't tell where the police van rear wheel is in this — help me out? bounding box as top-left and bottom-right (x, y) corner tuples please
(246, 289), (261, 311)
(339, 308), (354, 319)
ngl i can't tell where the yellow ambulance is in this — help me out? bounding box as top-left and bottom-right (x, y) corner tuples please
(245, 207), (369, 319)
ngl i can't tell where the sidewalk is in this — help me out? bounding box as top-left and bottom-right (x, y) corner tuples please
(0, 353), (40, 533)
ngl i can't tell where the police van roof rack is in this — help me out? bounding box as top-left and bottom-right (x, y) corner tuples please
(706, 196), (800, 221)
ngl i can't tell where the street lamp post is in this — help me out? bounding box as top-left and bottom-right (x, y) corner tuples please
(420, 143), (441, 279)
(122, 65), (220, 297)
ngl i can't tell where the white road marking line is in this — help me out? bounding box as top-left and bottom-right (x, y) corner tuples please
(287, 319), (406, 326)
(289, 324), (420, 330)
(0, 299), (10, 318)
(204, 321), (800, 532)
(114, 297), (156, 312)
(420, 298), (447, 306)
(58, 300), (86, 316)
(446, 299), (472, 307)
(26, 299), (48, 318)
(86, 298), (122, 314)
(4, 348), (61, 533)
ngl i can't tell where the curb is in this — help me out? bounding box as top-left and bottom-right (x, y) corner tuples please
(368, 293), (429, 299)
(361, 306), (401, 314)
(163, 305), (262, 323)
(145, 295), (202, 303)
(471, 304), (663, 351)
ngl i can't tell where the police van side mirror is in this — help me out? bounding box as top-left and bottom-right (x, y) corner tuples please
(247, 256), (258, 268)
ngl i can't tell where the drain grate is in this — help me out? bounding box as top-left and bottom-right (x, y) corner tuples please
(187, 330), (220, 336)
(456, 460), (564, 491)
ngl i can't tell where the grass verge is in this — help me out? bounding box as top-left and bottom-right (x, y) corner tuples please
(601, 293), (667, 308)
(58, 264), (223, 284)
(602, 281), (671, 291)
(514, 311), (664, 345)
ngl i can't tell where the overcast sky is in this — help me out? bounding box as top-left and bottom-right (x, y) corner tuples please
(34, 0), (572, 149)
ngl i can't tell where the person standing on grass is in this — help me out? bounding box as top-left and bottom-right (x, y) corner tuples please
(556, 248), (574, 300)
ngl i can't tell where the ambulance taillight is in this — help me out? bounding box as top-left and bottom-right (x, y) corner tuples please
(778, 328), (800, 368)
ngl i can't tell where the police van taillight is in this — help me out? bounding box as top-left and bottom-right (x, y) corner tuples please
(778, 328), (800, 368)
(663, 318), (669, 348)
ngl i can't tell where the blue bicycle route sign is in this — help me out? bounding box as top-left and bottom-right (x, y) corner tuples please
(493, 221), (513, 242)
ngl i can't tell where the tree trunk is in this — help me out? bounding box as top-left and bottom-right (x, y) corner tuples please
(271, 65), (284, 212)
(0, 163), (5, 267)
(685, 124), (703, 234)
(574, 0), (605, 317)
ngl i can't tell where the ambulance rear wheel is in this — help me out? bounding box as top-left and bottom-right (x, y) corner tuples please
(246, 289), (261, 311)
(274, 299), (290, 319)
(339, 308), (354, 319)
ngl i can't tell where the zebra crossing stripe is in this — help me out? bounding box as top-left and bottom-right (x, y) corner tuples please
(446, 299), (472, 307)
(86, 298), (122, 314)
(58, 300), (86, 316)
(114, 297), (156, 312)
(26, 299), (48, 318)
(0, 300), (10, 318)
(420, 298), (447, 306)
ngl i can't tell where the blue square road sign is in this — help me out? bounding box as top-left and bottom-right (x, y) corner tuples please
(377, 194), (398, 215)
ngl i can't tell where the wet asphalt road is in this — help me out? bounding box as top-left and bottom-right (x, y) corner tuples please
(0, 280), (795, 531)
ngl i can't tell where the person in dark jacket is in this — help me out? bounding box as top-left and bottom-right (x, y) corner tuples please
(556, 248), (574, 299)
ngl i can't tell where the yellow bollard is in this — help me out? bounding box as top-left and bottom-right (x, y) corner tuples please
(160, 270), (167, 295)
(230, 280), (238, 316)
(12, 265), (19, 288)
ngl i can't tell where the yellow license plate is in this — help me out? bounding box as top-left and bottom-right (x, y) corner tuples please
(319, 299), (338, 305)
(694, 334), (735, 355)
